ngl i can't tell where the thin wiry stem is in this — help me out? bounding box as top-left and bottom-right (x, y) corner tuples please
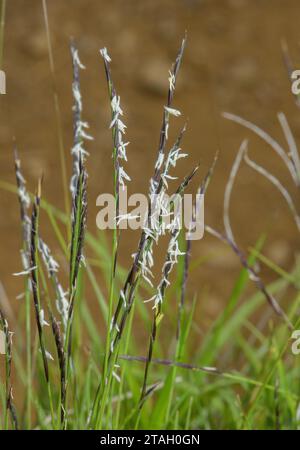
(153, 34), (186, 184)
(14, 147), (70, 427)
(223, 95), (299, 330)
(176, 237), (191, 341)
(244, 150), (300, 231)
(62, 163), (87, 428)
(51, 314), (65, 425)
(62, 42), (89, 429)
(30, 180), (56, 427)
(119, 354), (219, 375)
(139, 227), (182, 402)
(224, 140), (248, 244)
(205, 225), (293, 329)
(13, 145), (32, 428)
(39, 238), (68, 334)
(274, 377), (280, 430)
(99, 47), (130, 421)
(223, 111), (299, 185)
(277, 112), (300, 183)
(38, 239), (67, 425)
(176, 152), (218, 340)
(0, 308), (18, 430)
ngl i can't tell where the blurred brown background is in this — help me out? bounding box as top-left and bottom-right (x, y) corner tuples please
(0, 0), (299, 324)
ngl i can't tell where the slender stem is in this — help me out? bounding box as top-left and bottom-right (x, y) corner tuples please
(94, 61), (119, 428)
(30, 185), (56, 428)
(99, 148), (118, 427)
(3, 323), (9, 430)
(94, 237), (118, 428)
(25, 282), (32, 429)
(0, 309), (18, 430)
(62, 169), (86, 428)
(165, 236), (191, 425)
(135, 305), (160, 429)
(114, 300), (136, 428)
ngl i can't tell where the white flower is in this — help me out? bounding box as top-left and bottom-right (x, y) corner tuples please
(71, 142), (90, 159)
(161, 173), (178, 188)
(140, 262), (154, 287)
(71, 48), (86, 70)
(39, 240), (60, 274)
(111, 95), (123, 116)
(77, 121), (94, 141)
(143, 226), (156, 241)
(40, 349), (54, 361)
(39, 309), (49, 328)
(45, 350), (54, 361)
(100, 47), (112, 63)
(108, 93), (130, 187)
(117, 119), (127, 134)
(119, 166), (131, 190)
(72, 83), (83, 112)
(138, 244), (155, 287)
(19, 187), (30, 210)
(165, 122), (169, 140)
(13, 266), (37, 276)
(167, 148), (188, 168)
(164, 106), (181, 117)
(120, 290), (127, 308)
(56, 285), (69, 331)
(144, 295), (156, 304)
(118, 140), (129, 161)
(155, 152), (164, 170)
(203, 366), (218, 372)
(168, 71), (175, 92)
(116, 213), (140, 226)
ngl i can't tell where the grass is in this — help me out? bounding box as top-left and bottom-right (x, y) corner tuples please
(0, 1), (300, 431)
